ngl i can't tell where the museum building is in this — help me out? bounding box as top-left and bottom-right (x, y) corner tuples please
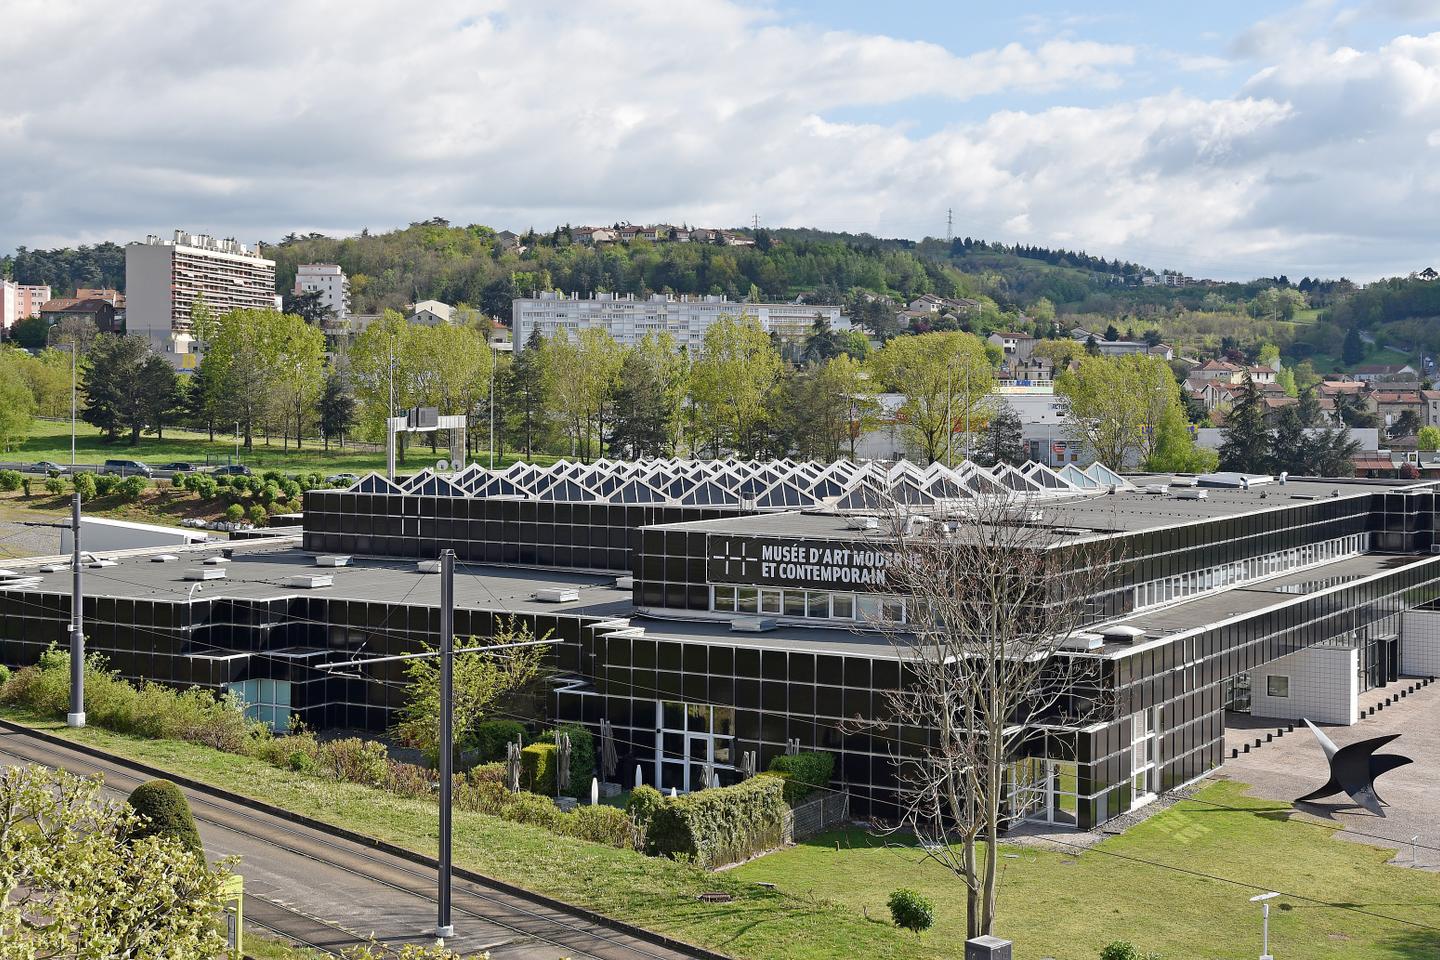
(3, 457), (1440, 829)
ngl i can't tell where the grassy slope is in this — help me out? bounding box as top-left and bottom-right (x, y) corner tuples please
(733, 780), (1440, 959)
(13, 419), (554, 475)
(0, 709), (921, 960)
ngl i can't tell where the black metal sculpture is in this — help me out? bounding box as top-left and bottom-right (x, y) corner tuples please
(1294, 718), (1412, 817)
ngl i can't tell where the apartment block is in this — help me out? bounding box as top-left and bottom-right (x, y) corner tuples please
(512, 291), (845, 351)
(293, 263), (350, 320)
(0, 280), (51, 334)
(125, 230), (277, 370)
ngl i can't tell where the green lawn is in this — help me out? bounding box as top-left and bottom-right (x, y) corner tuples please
(8, 707), (1439, 959)
(12, 419), (552, 476)
(733, 780), (1440, 959)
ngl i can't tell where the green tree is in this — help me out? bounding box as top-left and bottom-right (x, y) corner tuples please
(347, 309), (415, 447)
(0, 349), (38, 451)
(10, 314), (49, 350)
(199, 308), (305, 449)
(775, 354), (874, 461)
(1218, 375), (1271, 472)
(868, 332), (993, 464)
(505, 330), (549, 457)
(1418, 425), (1440, 451)
(396, 617), (550, 762)
(318, 367), (357, 450)
(1056, 354), (1189, 469)
(1342, 327), (1366, 366)
(689, 314), (785, 458)
(1390, 408), (1422, 440)
(540, 327), (623, 461)
(125, 779), (203, 857)
(975, 401), (1025, 468)
(80, 334), (165, 444)
(607, 333), (687, 458)
(137, 353), (180, 441)
(0, 765), (232, 959)
(282, 287), (334, 326)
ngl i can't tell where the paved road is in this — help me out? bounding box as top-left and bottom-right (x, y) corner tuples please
(1218, 676), (1440, 869)
(0, 722), (714, 959)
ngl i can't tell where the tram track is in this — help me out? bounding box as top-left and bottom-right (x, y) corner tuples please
(0, 722), (719, 960)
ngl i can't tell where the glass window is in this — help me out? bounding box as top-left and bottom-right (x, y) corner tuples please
(737, 587), (758, 614)
(807, 592), (829, 618)
(760, 590), (782, 615)
(832, 594), (855, 619)
(857, 595), (882, 622)
(783, 591), (805, 617)
(713, 586), (736, 612)
(1267, 675), (1290, 698)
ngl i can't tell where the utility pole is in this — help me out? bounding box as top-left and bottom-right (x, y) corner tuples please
(946, 207), (953, 245)
(68, 493), (85, 728)
(435, 548), (455, 941)
(489, 356), (496, 471)
(752, 213), (759, 232)
(69, 343), (77, 468)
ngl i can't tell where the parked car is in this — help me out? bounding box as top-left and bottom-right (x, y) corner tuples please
(30, 461), (65, 475)
(212, 464), (253, 477)
(325, 473), (360, 486)
(102, 459), (153, 478)
(160, 461), (198, 473)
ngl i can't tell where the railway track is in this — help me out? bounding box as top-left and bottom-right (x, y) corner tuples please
(0, 724), (715, 960)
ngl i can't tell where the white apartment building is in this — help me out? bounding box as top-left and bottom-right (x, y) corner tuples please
(1, 280), (52, 334)
(293, 263), (350, 320)
(126, 231), (277, 370)
(512, 291), (846, 351)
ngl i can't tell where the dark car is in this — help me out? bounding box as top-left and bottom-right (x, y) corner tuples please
(102, 459), (153, 478)
(212, 464), (253, 477)
(31, 461), (66, 475)
(160, 461), (198, 473)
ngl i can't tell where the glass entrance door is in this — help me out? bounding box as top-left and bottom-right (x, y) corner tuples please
(654, 700), (734, 793)
(686, 734), (714, 792)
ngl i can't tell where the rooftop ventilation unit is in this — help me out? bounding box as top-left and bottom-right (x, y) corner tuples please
(87, 559), (118, 568)
(316, 555), (352, 567)
(844, 515), (880, 530)
(1144, 484), (1169, 495)
(151, 554), (179, 563)
(731, 617), (778, 633)
(1172, 488), (1208, 500)
(1098, 625), (1147, 645)
(184, 568), (226, 581)
(534, 588), (580, 603)
(1059, 632), (1105, 652)
(39, 563), (65, 573)
(614, 575), (635, 590)
(416, 560), (442, 574)
(202, 556), (229, 566)
(283, 574), (333, 589)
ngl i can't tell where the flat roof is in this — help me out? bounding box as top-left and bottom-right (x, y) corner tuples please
(624, 614), (903, 659)
(0, 541), (633, 618)
(649, 474), (1432, 541)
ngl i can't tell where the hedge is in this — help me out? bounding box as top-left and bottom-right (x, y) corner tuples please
(645, 775), (788, 868)
(0, 470), (20, 492)
(535, 723), (595, 797)
(520, 742), (557, 795)
(766, 751), (835, 802)
(471, 719), (525, 763)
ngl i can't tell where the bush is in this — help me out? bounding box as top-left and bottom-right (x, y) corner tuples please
(192, 476), (217, 500)
(223, 503), (245, 523)
(247, 504), (267, 526)
(44, 476), (66, 496)
(93, 474), (121, 497)
(117, 475), (147, 502)
(626, 784), (664, 831)
(72, 472), (97, 500)
(0, 664), (10, 690)
(318, 737), (390, 787)
(887, 888), (935, 935)
(469, 761), (507, 785)
(566, 804), (635, 846)
(1099, 942), (1160, 960)
(520, 742), (557, 794)
(126, 779), (204, 856)
(535, 723), (595, 797)
(645, 775), (787, 868)
(471, 719), (525, 763)
(766, 751), (835, 802)
(0, 470), (21, 491)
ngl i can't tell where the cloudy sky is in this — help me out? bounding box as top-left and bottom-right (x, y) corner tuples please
(6, 0), (1440, 280)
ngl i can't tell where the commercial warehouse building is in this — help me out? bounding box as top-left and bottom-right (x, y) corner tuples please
(3, 459), (1439, 830)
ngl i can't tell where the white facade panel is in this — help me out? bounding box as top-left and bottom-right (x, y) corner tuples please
(1249, 644), (1358, 725)
(1401, 610), (1440, 677)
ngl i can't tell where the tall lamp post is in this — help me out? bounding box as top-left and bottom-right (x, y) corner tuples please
(1250, 891), (1280, 960)
(435, 549), (455, 941)
(67, 493), (85, 728)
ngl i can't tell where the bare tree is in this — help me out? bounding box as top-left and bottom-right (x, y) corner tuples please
(859, 493), (1114, 939)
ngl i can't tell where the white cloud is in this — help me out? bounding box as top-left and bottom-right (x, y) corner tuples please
(3, 1), (1440, 279)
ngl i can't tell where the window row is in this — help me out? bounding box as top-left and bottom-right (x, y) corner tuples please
(710, 585), (905, 624)
(1131, 532), (1368, 611)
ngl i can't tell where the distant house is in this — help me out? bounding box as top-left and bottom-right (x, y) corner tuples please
(411, 300), (454, 326)
(1352, 363), (1418, 382)
(987, 331), (1037, 364)
(41, 297), (121, 333)
(1069, 327), (1174, 361)
(495, 230), (521, 250)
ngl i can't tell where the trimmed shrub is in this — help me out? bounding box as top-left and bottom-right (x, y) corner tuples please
(193, 475), (217, 499)
(520, 742), (557, 794)
(127, 779), (203, 856)
(471, 719), (525, 763)
(626, 784), (664, 831)
(0, 470), (21, 491)
(567, 804), (636, 846)
(247, 504), (267, 526)
(468, 761), (507, 785)
(44, 476), (65, 496)
(1099, 942), (1160, 960)
(223, 504), (245, 523)
(117, 475), (147, 502)
(888, 888), (935, 935)
(766, 751), (835, 802)
(319, 737), (390, 786)
(72, 472), (96, 500)
(93, 474), (121, 497)
(535, 723), (595, 797)
(645, 775), (787, 868)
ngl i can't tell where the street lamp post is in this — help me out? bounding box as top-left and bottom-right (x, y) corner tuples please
(435, 549), (456, 941)
(1250, 891), (1280, 960)
(67, 493), (85, 728)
